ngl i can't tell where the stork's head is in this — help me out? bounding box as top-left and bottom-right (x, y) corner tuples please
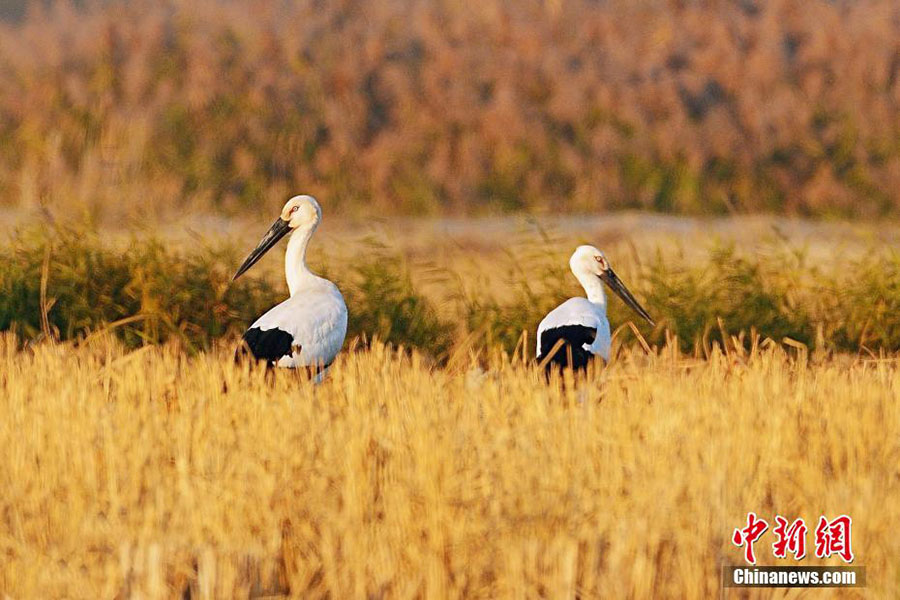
(232, 195), (322, 281)
(570, 245), (655, 326)
(280, 194), (322, 230)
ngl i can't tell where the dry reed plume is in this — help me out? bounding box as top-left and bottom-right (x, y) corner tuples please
(1, 334), (896, 598)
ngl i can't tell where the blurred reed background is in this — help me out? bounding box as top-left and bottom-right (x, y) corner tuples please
(1, 0), (900, 221)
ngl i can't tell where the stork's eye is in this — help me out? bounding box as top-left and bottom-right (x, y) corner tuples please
(290, 206), (299, 214)
(595, 255), (608, 269)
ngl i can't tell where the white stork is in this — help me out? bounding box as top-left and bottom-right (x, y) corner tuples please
(536, 245), (654, 372)
(232, 195), (347, 376)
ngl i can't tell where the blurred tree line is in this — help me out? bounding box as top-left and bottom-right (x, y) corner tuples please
(2, 0), (900, 218)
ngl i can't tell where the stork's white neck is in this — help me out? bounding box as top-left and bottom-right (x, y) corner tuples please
(573, 268), (607, 307)
(284, 225), (317, 296)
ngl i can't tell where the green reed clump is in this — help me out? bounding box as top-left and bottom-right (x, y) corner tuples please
(338, 243), (454, 358)
(1, 229), (131, 342)
(0, 228), (278, 349)
(3, 229), (900, 358)
(460, 271), (565, 357)
(456, 235), (572, 357)
(825, 252), (900, 353)
(637, 244), (816, 353)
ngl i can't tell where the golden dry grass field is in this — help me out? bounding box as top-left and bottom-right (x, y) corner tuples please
(1, 333), (897, 599)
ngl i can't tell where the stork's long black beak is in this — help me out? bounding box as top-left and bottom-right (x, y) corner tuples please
(232, 217), (291, 281)
(599, 268), (655, 326)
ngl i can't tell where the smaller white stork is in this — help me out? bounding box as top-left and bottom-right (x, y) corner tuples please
(536, 245), (654, 373)
(232, 195), (347, 376)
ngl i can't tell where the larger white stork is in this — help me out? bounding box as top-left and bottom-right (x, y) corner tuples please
(537, 245), (654, 373)
(232, 195), (347, 375)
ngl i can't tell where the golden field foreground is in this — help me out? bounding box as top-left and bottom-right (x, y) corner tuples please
(1, 334), (896, 599)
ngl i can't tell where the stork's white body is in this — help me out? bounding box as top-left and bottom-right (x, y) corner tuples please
(536, 296), (611, 361)
(248, 276), (347, 369)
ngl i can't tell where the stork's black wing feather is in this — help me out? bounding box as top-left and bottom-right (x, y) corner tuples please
(537, 325), (598, 372)
(236, 327), (295, 366)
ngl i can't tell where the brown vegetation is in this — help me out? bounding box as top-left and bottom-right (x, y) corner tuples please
(2, 0), (900, 219)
